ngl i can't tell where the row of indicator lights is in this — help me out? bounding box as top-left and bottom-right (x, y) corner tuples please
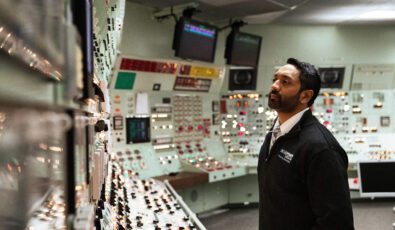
(120, 58), (177, 74)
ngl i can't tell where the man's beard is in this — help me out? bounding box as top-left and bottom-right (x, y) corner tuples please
(268, 90), (301, 113)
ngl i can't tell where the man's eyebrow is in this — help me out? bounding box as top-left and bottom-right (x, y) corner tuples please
(273, 73), (294, 80)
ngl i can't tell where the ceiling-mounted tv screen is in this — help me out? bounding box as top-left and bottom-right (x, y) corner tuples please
(225, 31), (262, 67)
(173, 17), (218, 63)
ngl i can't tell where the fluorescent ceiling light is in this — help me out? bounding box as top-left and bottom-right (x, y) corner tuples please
(296, 3), (395, 24)
(356, 10), (395, 20)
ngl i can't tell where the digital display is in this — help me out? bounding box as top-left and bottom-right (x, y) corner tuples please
(358, 161), (395, 197)
(173, 17), (218, 63)
(225, 31), (262, 67)
(126, 117), (150, 144)
(173, 76), (211, 92)
(318, 67), (345, 89)
(113, 116), (123, 130)
(228, 67), (257, 91)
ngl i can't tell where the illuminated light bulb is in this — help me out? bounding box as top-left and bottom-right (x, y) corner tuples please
(49, 146), (63, 152)
(343, 105), (350, 111)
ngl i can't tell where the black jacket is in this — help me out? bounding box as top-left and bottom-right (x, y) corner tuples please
(258, 109), (354, 230)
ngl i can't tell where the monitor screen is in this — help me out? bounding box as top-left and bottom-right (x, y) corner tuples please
(173, 17), (217, 63)
(225, 31), (262, 67)
(358, 161), (395, 197)
(318, 67), (345, 89)
(126, 117), (150, 144)
(228, 67), (257, 91)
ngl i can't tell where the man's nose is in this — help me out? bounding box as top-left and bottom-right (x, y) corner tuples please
(271, 79), (280, 91)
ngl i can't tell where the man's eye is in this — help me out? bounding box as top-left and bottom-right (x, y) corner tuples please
(281, 80), (288, 84)
(272, 78), (277, 83)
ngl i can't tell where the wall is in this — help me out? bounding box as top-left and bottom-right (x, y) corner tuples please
(243, 25), (395, 94)
(120, 2), (395, 94)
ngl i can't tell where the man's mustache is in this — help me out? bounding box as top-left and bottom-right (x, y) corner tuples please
(270, 91), (280, 96)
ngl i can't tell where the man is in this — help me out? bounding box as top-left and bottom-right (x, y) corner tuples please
(257, 58), (354, 230)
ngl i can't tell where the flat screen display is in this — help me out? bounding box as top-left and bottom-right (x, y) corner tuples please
(126, 117), (150, 144)
(225, 31), (262, 67)
(358, 161), (395, 197)
(173, 17), (217, 63)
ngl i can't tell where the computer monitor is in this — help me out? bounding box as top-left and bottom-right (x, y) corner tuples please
(318, 67), (345, 89)
(358, 160), (395, 197)
(228, 67), (257, 91)
(225, 31), (262, 67)
(173, 17), (218, 63)
(126, 117), (150, 144)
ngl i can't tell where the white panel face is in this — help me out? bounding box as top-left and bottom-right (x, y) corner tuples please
(219, 93), (266, 167)
(109, 56), (246, 181)
(351, 64), (395, 90)
(110, 56), (395, 185)
(313, 89), (395, 165)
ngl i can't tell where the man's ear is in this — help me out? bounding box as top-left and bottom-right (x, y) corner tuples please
(300, 90), (314, 105)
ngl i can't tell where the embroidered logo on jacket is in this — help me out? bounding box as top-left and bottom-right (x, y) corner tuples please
(278, 148), (294, 163)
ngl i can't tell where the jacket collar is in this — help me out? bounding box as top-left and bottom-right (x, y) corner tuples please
(270, 109), (315, 138)
(285, 109), (315, 137)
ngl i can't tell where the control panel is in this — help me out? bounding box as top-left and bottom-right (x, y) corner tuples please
(313, 90), (395, 164)
(95, 160), (206, 230)
(109, 56), (245, 182)
(219, 93), (266, 167)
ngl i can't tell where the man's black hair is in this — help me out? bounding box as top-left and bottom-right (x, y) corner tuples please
(287, 57), (321, 107)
